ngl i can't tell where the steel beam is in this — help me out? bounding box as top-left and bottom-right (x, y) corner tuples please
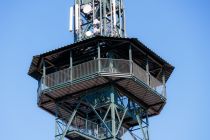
(111, 92), (116, 139)
(55, 97), (82, 140)
(87, 99), (113, 136)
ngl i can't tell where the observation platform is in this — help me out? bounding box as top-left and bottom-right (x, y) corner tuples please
(28, 36), (174, 130)
(38, 58), (165, 116)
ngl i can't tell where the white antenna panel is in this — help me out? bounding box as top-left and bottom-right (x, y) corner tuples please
(75, 4), (79, 31)
(69, 6), (73, 32)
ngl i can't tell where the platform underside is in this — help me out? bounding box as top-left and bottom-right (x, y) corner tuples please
(39, 74), (166, 128)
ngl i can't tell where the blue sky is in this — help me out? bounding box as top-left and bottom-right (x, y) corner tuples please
(0, 0), (210, 139)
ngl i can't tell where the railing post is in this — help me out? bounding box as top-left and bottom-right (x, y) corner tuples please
(129, 45), (133, 74)
(37, 79), (42, 104)
(85, 114), (88, 133)
(146, 57), (150, 86)
(43, 60), (46, 89)
(162, 69), (166, 98)
(70, 50), (73, 82)
(98, 43), (101, 72)
(96, 124), (99, 138)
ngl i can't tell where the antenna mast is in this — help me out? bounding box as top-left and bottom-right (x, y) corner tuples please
(69, 0), (126, 42)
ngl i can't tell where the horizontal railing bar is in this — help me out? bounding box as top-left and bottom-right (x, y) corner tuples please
(38, 58), (164, 103)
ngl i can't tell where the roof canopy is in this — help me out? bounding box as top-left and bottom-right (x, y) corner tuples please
(28, 36), (174, 82)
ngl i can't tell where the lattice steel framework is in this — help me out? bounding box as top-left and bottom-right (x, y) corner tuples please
(28, 0), (174, 139)
(28, 36), (174, 140)
(71, 0), (126, 41)
(54, 86), (149, 140)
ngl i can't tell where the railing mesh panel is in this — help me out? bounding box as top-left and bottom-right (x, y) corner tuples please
(100, 59), (130, 74)
(150, 74), (163, 94)
(39, 59), (164, 96)
(133, 63), (147, 83)
(70, 116), (98, 138)
(73, 60), (98, 80)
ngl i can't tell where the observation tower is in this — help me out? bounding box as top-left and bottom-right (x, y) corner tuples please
(28, 0), (174, 140)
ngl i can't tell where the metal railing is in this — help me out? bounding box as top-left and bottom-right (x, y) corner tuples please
(72, 59), (98, 80)
(70, 115), (98, 138)
(150, 74), (164, 94)
(58, 115), (128, 139)
(133, 63), (147, 84)
(38, 58), (164, 97)
(45, 68), (71, 88)
(97, 120), (128, 139)
(100, 58), (130, 74)
(133, 62), (164, 94)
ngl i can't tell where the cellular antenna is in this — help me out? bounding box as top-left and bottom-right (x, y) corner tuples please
(69, 0), (126, 42)
(75, 4), (79, 31)
(69, 6), (73, 32)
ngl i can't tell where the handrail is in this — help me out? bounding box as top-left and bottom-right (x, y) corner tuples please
(57, 115), (128, 139)
(38, 58), (164, 97)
